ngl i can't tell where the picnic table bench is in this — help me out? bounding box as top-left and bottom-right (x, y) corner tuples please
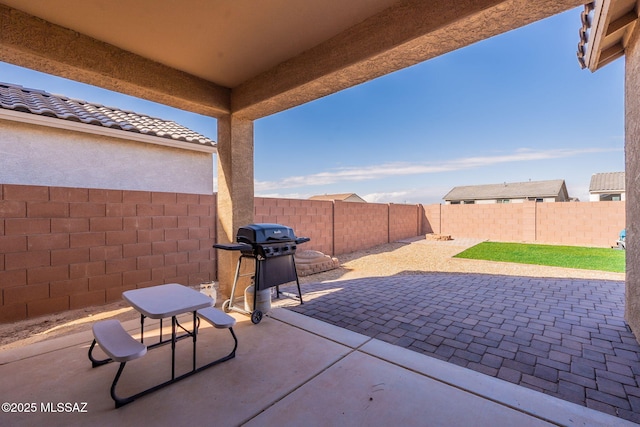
(88, 284), (238, 408)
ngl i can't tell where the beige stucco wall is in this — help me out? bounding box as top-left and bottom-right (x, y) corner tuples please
(625, 24), (640, 335)
(0, 119), (214, 194)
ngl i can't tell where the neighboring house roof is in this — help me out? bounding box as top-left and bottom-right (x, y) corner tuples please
(443, 179), (569, 201)
(0, 82), (216, 150)
(309, 193), (367, 203)
(589, 172), (625, 193)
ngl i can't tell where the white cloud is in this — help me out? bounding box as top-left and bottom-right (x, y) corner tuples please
(254, 147), (621, 191)
(363, 185), (455, 204)
(363, 190), (411, 203)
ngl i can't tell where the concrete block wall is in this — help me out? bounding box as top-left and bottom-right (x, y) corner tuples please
(441, 203), (527, 241)
(254, 197), (333, 255)
(522, 201), (537, 242)
(423, 204), (442, 234)
(536, 201), (625, 247)
(0, 184), (215, 322)
(333, 201), (389, 254)
(389, 203), (421, 242)
(255, 197), (422, 256)
(429, 201), (625, 247)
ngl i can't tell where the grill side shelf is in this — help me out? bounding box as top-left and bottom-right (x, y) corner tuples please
(213, 243), (254, 252)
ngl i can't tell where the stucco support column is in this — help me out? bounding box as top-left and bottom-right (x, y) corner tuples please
(625, 26), (640, 336)
(216, 115), (254, 298)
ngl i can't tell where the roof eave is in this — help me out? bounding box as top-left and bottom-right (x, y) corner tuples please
(584, 0), (638, 72)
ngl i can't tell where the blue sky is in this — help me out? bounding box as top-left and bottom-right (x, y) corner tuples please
(1, 6), (624, 204)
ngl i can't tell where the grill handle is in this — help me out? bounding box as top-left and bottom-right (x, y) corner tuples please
(266, 235), (292, 241)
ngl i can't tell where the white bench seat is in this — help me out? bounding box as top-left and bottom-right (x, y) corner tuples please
(92, 319), (147, 362)
(89, 311), (236, 408)
(197, 307), (236, 329)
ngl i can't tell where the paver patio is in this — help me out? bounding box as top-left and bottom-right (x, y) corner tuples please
(288, 273), (640, 424)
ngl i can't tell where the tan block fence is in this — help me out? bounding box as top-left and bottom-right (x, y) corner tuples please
(0, 184), (625, 322)
(254, 198), (422, 255)
(424, 201), (625, 247)
(0, 185), (216, 322)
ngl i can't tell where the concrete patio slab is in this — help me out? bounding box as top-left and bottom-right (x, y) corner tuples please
(246, 348), (554, 427)
(1, 305), (635, 426)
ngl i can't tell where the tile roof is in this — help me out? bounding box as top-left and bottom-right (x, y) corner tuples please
(589, 172), (625, 192)
(0, 82), (215, 148)
(443, 179), (568, 201)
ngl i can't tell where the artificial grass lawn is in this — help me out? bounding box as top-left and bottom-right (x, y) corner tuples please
(454, 242), (625, 273)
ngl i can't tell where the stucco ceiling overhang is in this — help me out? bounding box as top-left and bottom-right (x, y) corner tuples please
(0, 0), (587, 121)
(580, 0), (639, 71)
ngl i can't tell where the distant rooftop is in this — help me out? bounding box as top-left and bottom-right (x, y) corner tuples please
(589, 172), (625, 192)
(0, 82), (215, 148)
(309, 193), (367, 203)
(443, 179), (568, 201)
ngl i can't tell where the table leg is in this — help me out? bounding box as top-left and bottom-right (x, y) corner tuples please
(192, 311), (197, 371)
(171, 316), (176, 380)
(139, 314), (145, 343)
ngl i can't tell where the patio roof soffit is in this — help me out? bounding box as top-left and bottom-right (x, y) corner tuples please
(0, 4), (231, 119)
(579, 0), (639, 71)
(0, 0), (587, 121)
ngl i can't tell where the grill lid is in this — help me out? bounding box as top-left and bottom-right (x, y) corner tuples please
(214, 223), (310, 258)
(237, 223), (296, 244)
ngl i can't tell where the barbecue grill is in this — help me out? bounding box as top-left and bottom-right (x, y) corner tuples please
(214, 223), (310, 324)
